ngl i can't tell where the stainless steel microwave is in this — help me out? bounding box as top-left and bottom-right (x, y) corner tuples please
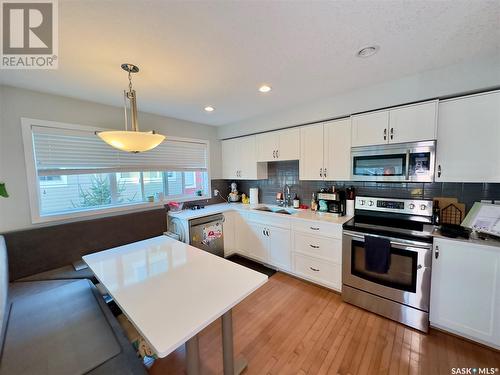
(351, 141), (436, 182)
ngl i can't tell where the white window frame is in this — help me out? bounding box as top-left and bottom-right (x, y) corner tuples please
(21, 118), (212, 224)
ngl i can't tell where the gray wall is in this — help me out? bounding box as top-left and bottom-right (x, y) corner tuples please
(218, 54), (500, 139)
(0, 85), (221, 232)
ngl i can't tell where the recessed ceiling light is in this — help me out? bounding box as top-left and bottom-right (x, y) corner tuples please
(204, 106), (215, 112)
(356, 45), (379, 58)
(258, 85), (272, 93)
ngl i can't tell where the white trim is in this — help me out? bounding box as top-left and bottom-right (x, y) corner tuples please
(21, 117), (213, 224)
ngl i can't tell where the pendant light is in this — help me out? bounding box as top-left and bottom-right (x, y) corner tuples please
(97, 64), (165, 153)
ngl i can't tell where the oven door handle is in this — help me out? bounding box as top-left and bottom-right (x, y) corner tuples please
(343, 230), (432, 250)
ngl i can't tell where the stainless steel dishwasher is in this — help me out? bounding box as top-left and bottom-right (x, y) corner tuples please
(189, 214), (224, 257)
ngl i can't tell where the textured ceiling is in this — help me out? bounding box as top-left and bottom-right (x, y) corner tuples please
(1, 0), (499, 126)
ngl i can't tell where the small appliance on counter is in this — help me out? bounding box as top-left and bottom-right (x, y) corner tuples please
(228, 182), (240, 202)
(317, 188), (346, 216)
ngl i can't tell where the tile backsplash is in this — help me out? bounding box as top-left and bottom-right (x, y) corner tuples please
(205, 161), (500, 214)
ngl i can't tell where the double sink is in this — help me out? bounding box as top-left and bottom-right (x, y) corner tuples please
(253, 205), (299, 215)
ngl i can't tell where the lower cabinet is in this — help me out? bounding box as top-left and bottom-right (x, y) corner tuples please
(430, 237), (500, 349)
(292, 230), (342, 291)
(294, 253), (341, 290)
(233, 212), (342, 290)
(245, 222), (269, 263)
(268, 226), (292, 271)
(223, 211), (236, 257)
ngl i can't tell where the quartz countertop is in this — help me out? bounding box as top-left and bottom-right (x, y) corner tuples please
(432, 229), (500, 249)
(83, 235), (268, 358)
(168, 202), (352, 225)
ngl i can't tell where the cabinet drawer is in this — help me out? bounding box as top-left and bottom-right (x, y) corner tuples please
(293, 233), (341, 264)
(294, 254), (340, 290)
(291, 220), (342, 239)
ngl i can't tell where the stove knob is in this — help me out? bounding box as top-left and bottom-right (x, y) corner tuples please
(360, 200), (365, 206)
(420, 204), (427, 211)
(409, 203), (415, 209)
(368, 201), (374, 206)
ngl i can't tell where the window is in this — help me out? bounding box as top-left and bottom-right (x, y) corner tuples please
(22, 118), (211, 223)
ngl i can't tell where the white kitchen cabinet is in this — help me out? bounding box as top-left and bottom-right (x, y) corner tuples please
(291, 219), (343, 292)
(323, 119), (351, 180)
(256, 132), (279, 162)
(242, 222), (269, 263)
(294, 253), (341, 290)
(436, 91), (500, 182)
(223, 211), (236, 257)
(278, 128), (300, 161)
(257, 128), (300, 162)
(351, 101), (437, 147)
(299, 123), (324, 180)
(351, 110), (389, 147)
(299, 119), (351, 181)
(221, 135), (268, 180)
(388, 101), (437, 144)
(268, 226), (291, 271)
(221, 138), (238, 179)
(430, 237), (500, 349)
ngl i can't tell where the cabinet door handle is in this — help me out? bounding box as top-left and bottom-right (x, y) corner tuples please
(383, 128), (387, 141)
(310, 267), (320, 272)
(320, 168), (323, 178)
(437, 165), (441, 178)
(276, 150), (279, 158)
(435, 245), (439, 259)
(267, 229), (270, 236)
(273, 150), (276, 159)
(309, 244), (320, 249)
(324, 168), (327, 178)
(310, 226), (320, 231)
(390, 127), (394, 140)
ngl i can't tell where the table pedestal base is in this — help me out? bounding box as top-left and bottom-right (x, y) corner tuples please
(185, 309), (248, 375)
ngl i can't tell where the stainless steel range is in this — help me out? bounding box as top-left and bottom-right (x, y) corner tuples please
(342, 196), (434, 332)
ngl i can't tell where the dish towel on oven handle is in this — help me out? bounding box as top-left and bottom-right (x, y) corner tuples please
(364, 235), (391, 273)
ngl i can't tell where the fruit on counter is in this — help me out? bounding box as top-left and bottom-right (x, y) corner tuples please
(241, 194), (250, 204)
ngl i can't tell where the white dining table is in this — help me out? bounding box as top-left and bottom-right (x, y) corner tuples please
(83, 235), (268, 375)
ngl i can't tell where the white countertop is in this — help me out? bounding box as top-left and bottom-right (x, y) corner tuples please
(433, 229), (500, 250)
(169, 202), (352, 225)
(83, 235), (268, 358)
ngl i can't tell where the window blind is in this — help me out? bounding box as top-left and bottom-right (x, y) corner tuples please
(32, 125), (209, 176)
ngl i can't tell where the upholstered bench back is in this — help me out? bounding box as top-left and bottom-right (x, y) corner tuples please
(0, 236), (7, 347)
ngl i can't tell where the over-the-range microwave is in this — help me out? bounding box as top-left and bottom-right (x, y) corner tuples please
(351, 140), (436, 182)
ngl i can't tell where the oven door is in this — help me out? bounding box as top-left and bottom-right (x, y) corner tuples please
(342, 230), (432, 311)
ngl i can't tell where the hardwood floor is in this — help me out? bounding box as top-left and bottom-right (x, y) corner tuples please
(149, 272), (500, 375)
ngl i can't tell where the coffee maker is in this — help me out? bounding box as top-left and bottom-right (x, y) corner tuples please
(317, 190), (346, 216)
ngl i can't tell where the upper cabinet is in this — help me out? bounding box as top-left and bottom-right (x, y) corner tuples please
(299, 123), (324, 180)
(351, 110), (389, 147)
(436, 91), (500, 182)
(351, 101), (438, 147)
(299, 119), (351, 181)
(323, 119), (351, 181)
(256, 128), (300, 162)
(222, 135), (268, 180)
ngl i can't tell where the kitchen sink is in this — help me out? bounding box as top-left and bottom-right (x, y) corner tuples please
(253, 206), (298, 215)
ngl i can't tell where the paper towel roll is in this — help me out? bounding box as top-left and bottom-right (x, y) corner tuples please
(249, 188), (259, 205)
(346, 199), (355, 216)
